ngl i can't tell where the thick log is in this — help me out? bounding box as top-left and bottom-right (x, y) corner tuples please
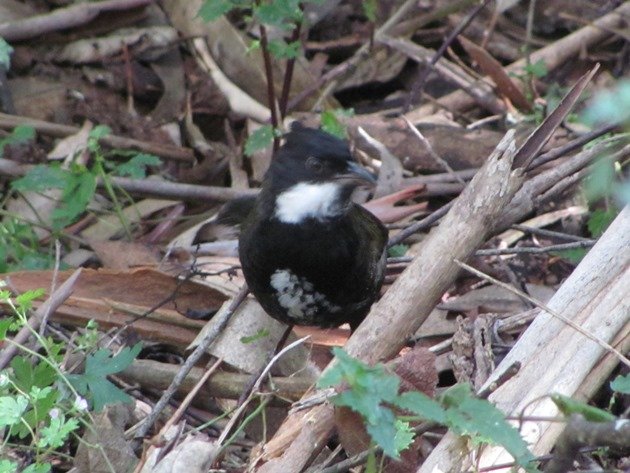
(418, 206), (630, 472)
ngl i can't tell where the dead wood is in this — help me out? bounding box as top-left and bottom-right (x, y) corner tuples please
(133, 286), (248, 443)
(546, 414), (630, 473)
(404, 2), (630, 122)
(379, 34), (505, 115)
(0, 157), (256, 202)
(119, 359), (312, 406)
(106, 176), (257, 202)
(0, 112), (195, 162)
(418, 205), (630, 472)
(499, 141), (630, 231)
(0, 0), (152, 42)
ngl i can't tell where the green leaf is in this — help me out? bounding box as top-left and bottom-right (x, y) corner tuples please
(319, 348), (399, 404)
(585, 158), (615, 202)
(22, 464), (51, 473)
(0, 38), (14, 70)
(364, 406), (400, 458)
(0, 459), (19, 473)
(240, 328), (270, 344)
(318, 348), (406, 458)
(523, 59), (548, 79)
(587, 208), (617, 237)
(67, 343), (141, 411)
(0, 319), (13, 339)
(198, 0), (236, 22)
(441, 384), (538, 471)
(88, 124), (111, 140)
(0, 124), (36, 158)
(10, 356), (56, 393)
(51, 170), (97, 229)
(114, 153), (161, 178)
(610, 374), (630, 394)
(387, 244), (407, 258)
(15, 288), (45, 311)
(267, 39), (301, 59)
(254, 0), (302, 28)
(552, 247), (587, 264)
(582, 79), (630, 125)
(394, 391), (446, 424)
(11, 164), (69, 192)
(245, 125), (275, 156)
(38, 414), (80, 449)
(363, 0), (377, 22)
(320, 109), (354, 139)
(393, 419), (415, 453)
(551, 394), (615, 422)
(0, 395), (29, 427)
(9, 358), (59, 439)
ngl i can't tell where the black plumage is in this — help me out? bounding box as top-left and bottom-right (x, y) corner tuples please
(238, 124), (387, 329)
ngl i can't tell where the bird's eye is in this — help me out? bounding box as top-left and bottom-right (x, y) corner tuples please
(306, 157), (324, 173)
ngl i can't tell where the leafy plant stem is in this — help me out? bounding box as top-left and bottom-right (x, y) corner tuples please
(258, 22), (280, 150)
(0, 209), (84, 246)
(220, 396), (271, 453)
(523, 0), (538, 99)
(93, 157), (132, 240)
(2, 334), (92, 425)
(278, 21), (302, 119)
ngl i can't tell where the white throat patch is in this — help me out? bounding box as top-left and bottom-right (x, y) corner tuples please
(274, 182), (342, 224)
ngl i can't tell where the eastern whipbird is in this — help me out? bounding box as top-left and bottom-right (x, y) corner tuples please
(239, 123), (388, 330)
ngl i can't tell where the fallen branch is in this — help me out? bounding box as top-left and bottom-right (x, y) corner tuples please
(0, 158), (255, 202)
(404, 2), (630, 122)
(132, 285), (248, 446)
(119, 358), (311, 407)
(0, 112), (194, 163)
(0, 0), (152, 42)
(546, 414), (630, 473)
(419, 205), (630, 471)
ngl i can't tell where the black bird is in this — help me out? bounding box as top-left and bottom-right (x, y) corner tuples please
(238, 123), (388, 329)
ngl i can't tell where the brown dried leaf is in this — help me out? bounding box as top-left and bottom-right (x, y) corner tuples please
(459, 36), (532, 112)
(334, 406), (371, 457)
(391, 346), (438, 396)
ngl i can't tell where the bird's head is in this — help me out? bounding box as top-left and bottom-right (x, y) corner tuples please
(263, 123), (376, 224)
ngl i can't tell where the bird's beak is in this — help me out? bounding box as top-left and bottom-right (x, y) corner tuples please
(337, 161), (377, 187)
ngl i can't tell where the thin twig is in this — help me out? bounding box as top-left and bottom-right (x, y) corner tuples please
(159, 357), (223, 434)
(475, 240), (595, 256)
(403, 116), (467, 185)
(387, 201), (453, 247)
(527, 123), (618, 170)
(132, 284), (250, 447)
(454, 260), (630, 368)
(287, 0), (418, 112)
(510, 224), (594, 243)
(236, 324), (294, 407)
(402, 0), (494, 112)
(216, 335), (310, 448)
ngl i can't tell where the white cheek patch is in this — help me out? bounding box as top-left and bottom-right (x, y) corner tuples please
(270, 269), (340, 321)
(274, 182), (342, 224)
